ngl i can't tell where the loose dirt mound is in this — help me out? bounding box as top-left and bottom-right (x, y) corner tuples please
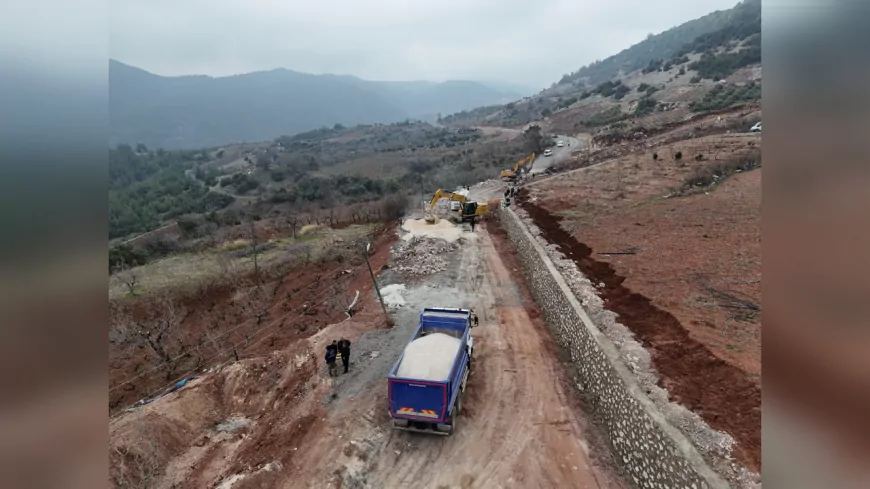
(401, 218), (465, 243)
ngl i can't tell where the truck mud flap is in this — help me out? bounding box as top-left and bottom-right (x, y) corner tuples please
(391, 418), (452, 436)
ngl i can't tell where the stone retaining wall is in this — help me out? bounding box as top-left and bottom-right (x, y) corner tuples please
(496, 205), (730, 489)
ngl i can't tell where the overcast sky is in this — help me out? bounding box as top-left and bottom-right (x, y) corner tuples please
(110, 0), (738, 89)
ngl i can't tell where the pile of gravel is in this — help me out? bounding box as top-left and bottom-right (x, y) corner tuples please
(396, 333), (461, 381)
(391, 236), (457, 276)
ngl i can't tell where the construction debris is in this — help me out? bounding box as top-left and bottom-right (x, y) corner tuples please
(391, 236), (458, 276)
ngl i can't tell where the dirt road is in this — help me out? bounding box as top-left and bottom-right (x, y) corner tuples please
(109, 218), (624, 489)
(528, 135), (581, 175)
(273, 220), (624, 488)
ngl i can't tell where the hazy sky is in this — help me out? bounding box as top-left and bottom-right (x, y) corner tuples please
(110, 0), (739, 89)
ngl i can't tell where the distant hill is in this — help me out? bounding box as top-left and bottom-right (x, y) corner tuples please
(443, 0), (761, 127)
(109, 60), (522, 149)
(555, 0), (760, 91)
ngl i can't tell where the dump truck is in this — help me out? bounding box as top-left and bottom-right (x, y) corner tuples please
(387, 307), (475, 435)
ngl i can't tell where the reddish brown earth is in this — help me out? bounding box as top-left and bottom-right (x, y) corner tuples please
(110, 218), (628, 489)
(518, 130), (762, 471)
(108, 223), (397, 414)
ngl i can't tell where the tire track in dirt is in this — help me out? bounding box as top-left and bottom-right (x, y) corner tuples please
(517, 196), (761, 471)
(267, 222), (625, 489)
(350, 226), (620, 489)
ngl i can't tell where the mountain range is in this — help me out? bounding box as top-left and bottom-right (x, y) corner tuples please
(109, 60), (523, 149)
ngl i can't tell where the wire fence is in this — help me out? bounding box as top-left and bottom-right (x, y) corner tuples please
(109, 259), (373, 417)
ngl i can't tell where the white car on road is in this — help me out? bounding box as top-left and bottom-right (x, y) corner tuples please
(557, 141), (564, 147)
(543, 149), (553, 157)
(750, 122), (761, 133)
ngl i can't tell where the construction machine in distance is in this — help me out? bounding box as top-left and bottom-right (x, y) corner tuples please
(500, 153), (536, 181)
(426, 189), (488, 223)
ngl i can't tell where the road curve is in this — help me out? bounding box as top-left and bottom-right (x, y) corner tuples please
(528, 135), (581, 175)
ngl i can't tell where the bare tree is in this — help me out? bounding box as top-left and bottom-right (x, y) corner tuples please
(110, 438), (162, 489)
(136, 296), (185, 379)
(286, 214), (300, 239)
(118, 266), (140, 296)
(109, 301), (136, 350)
(325, 207), (338, 227)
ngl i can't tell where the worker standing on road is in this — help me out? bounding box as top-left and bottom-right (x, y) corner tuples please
(470, 217), (476, 232)
(337, 338), (351, 374)
(325, 341), (339, 377)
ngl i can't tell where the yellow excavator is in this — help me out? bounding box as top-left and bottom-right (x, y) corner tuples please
(500, 153), (536, 181)
(426, 189), (488, 223)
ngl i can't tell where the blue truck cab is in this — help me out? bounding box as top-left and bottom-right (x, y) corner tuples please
(387, 307), (475, 435)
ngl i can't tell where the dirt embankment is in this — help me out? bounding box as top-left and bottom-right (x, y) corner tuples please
(520, 132), (761, 470)
(110, 216), (628, 489)
(109, 224), (397, 414)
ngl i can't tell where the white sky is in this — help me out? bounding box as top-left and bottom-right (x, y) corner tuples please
(110, 0), (739, 89)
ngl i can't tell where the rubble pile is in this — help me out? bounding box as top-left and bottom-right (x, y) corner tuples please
(391, 236), (457, 276)
(427, 199), (456, 220)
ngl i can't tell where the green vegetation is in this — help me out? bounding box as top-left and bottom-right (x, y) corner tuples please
(675, 0), (761, 58)
(558, 0), (759, 88)
(109, 243), (148, 272)
(688, 35), (761, 80)
(613, 84), (631, 100)
(634, 96), (659, 116)
(691, 82), (760, 112)
(677, 152), (761, 195)
(440, 104), (503, 125)
(109, 145), (236, 239)
(584, 106), (628, 127)
(591, 80), (629, 99)
(220, 173), (260, 194)
(642, 59), (664, 74)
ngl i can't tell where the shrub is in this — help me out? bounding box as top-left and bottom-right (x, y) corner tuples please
(678, 153), (761, 193)
(675, 151), (683, 160)
(613, 84), (631, 100)
(635, 96), (658, 116)
(585, 106), (626, 127)
(653, 153), (659, 161)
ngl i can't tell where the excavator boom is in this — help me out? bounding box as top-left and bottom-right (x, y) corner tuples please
(500, 153), (536, 180)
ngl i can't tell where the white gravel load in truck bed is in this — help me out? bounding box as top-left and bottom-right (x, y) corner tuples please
(395, 333), (462, 382)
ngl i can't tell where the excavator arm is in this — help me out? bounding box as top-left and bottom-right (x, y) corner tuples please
(428, 189), (467, 210)
(501, 153), (536, 180)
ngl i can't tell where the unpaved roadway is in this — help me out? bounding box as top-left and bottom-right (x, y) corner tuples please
(109, 213), (624, 489)
(278, 219), (624, 489)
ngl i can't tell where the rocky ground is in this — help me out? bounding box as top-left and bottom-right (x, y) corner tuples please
(109, 215), (625, 489)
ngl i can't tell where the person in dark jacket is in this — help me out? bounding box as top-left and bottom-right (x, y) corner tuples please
(337, 338), (351, 374)
(325, 341), (338, 377)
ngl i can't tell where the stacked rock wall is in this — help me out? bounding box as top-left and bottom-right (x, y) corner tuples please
(496, 205), (730, 489)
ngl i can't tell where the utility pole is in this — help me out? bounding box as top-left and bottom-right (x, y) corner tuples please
(364, 242), (390, 322)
